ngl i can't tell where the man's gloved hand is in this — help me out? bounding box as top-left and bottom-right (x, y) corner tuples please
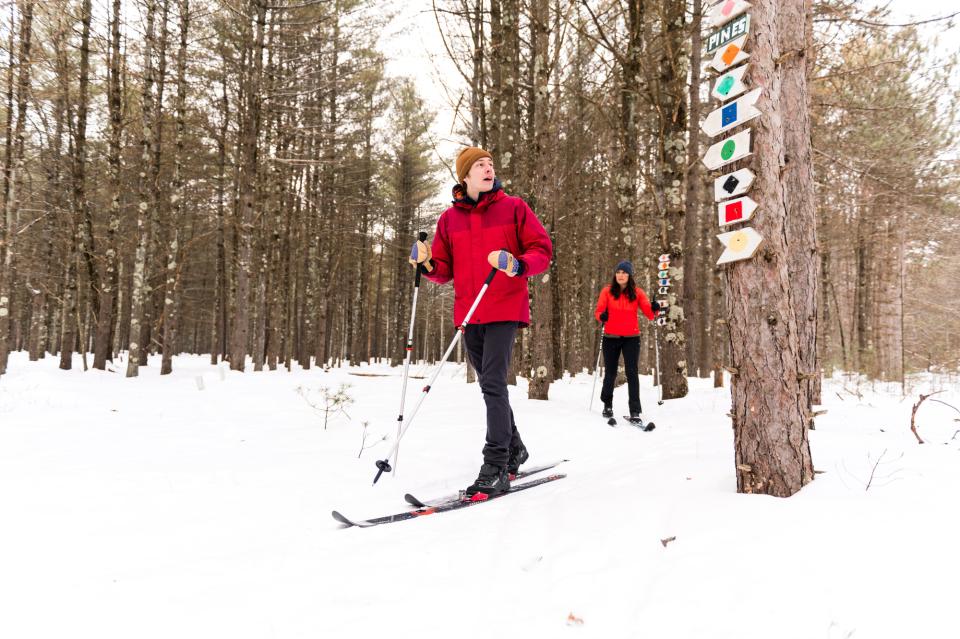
(487, 250), (523, 277)
(599, 311), (609, 323)
(409, 239), (433, 272)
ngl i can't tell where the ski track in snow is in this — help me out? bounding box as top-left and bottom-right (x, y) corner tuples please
(1, 352), (958, 638)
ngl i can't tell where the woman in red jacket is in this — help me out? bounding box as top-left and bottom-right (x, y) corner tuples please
(594, 261), (660, 422)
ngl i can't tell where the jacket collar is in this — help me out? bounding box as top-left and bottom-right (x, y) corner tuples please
(452, 177), (504, 210)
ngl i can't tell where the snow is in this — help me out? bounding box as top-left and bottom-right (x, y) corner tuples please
(1, 352), (958, 638)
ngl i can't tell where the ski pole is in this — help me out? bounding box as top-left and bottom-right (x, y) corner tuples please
(654, 324), (664, 405)
(392, 232), (429, 477)
(373, 266), (499, 485)
(589, 322), (605, 412)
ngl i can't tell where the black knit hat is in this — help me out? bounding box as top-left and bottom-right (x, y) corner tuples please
(615, 260), (634, 277)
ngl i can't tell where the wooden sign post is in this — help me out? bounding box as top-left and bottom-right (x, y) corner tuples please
(712, 64), (751, 102)
(717, 196), (759, 227)
(702, 129), (752, 171)
(706, 0), (752, 28)
(701, 88), (762, 138)
(713, 168), (756, 201)
(716, 227), (763, 265)
(709, 35), (750, 73)
(705, 12), (751, 53)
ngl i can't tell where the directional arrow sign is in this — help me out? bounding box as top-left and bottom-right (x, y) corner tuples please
(705, 13), (750, 53)
(703, 129), (752, 171)
(714, 168), (756, 201)
(701, 88), (762, 138)
(712, 64), (750, 102)
(706, 0), (752, 29)
(709, 35), (750, 73)
(717, 196), (758, 227)
(716, 227), (763, 265)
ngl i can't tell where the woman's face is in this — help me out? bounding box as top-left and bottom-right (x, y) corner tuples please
(615, 270), (629, 286)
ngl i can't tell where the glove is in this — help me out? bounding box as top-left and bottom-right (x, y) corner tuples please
(599, 311), (609, 323)
(409, 239), (433, 272)
(651, 300), (661, 314)
(487, 250), (523, 277)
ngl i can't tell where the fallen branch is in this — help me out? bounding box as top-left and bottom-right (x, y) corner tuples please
(865, 449), (887, 491)
(910, 391), (945, 444)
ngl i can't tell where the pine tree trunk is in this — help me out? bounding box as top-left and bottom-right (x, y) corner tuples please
(0, 0), (33, 374)
(655, 0), (689, 400)
(683, 0), (704, 375)
(126, 0), (158, 377)
(212, 52), (230, 366)
(726, 0), (815, 497)
(526, 0), (553, 401)
(94, 0), (124, 370)
(160, 0), (189, 375)
(780, 0), (820, 407)
(229, 0), (267, 372)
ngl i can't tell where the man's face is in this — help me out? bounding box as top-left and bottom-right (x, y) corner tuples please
(463, 157), (496, 193)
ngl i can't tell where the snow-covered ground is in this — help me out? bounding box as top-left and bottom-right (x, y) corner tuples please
(1, 352), (958, 639)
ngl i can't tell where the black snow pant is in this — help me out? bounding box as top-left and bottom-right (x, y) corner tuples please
(463, 321), (523, 469)
(600, 335), (642, 415)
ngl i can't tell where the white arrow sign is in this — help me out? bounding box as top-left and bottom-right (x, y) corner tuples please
(716, 227), (764, 265)
(703, 129), (752, 171)
(709, 35), (750, 73)
(701, 87), (762, 138)
(712, 64), (750, 102)
(714, 168), (756, 201)
(705, 13), (750, 53)
(717, 196), (758, 227)
(706, 0), (752, 29)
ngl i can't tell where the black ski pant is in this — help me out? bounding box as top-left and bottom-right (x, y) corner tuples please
(463, 321), (523, 469)
(600, 335), (642, 415)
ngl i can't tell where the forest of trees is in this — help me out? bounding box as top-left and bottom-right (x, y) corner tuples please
(0, 0), (956, 398)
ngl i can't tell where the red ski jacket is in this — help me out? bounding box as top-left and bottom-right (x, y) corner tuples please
(425, 181), (553, 327)
(594, 285), (655, 337)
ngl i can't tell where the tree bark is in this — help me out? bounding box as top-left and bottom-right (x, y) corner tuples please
(161, 0), (190, 375)
(229, 0), (267, 371)
(126, 0), (158, 377)
(726, 0), (815, 497)
(654, 0), (689, 400)
(0, 0), (33, 374)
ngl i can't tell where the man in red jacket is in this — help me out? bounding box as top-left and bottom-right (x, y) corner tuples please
(409, 147), (553, 498)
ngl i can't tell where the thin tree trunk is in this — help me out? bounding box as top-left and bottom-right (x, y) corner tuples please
(94, 0), (124, 370)
(161, 0), (189, 375)
(0, 0), (33, 374)
(229, 0), (267, 371)
(126, 0), (158, 377)
(683, 0), (704, 374)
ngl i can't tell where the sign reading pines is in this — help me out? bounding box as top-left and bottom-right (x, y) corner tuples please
(705, 13), (750, 53)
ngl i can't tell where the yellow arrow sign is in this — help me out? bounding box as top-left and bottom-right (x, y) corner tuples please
(716, 227), (763, 265)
